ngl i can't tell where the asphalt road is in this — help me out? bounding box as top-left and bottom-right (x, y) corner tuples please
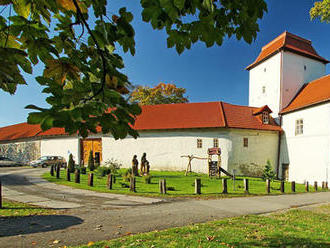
(0, 167), (329, 248)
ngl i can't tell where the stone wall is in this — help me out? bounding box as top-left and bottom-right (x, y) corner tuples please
(0, 140), (41, 162)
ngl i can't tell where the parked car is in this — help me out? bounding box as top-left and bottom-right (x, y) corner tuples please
(0, 156), (25, 167)
(29, 156), (67, 168)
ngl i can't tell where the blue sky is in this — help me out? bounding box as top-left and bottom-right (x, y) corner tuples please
(0, 0), (329, 127)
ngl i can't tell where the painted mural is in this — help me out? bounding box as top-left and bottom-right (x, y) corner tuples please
(0, 140), (41, 162)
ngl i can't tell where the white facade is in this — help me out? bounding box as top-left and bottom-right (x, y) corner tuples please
(102, 128), (279, 174)
(280, 103), (330, 183)
(249, 51), (326, 117)
(40, 137), (80, 163)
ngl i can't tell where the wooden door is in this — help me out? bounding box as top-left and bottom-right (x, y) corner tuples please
(81, 139), (102, 165)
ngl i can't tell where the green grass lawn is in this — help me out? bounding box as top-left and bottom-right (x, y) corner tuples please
(0, 199), (57, 217)
(74, 204), (330, 248)
(42, 169), (322, 198)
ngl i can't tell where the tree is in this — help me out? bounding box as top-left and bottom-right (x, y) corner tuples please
(262, 160), (276, 181)
(88, 150), (95, 171)
(310, 0), (330, 23)
(130, 82), (188, 105)
(0, 0), (268, 139)
(68, 153), (75, 173)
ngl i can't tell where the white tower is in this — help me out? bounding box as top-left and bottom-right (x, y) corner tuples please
(247, 31), (328, 117)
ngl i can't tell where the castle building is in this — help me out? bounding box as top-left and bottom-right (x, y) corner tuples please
(0, 31), (329, 183)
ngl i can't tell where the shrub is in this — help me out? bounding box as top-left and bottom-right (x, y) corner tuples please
(167, 186), (175, 191)
(88, 151), (95, 171)
(239, 163), (264, 177)
(80, 167), (87, 174)
(262, 160), (276, 181)
(143, 175), (152, 184)
(103, 159), (122, 175)
(122, 168), (133, 182)
(96, 167), (111, 178)
(68, 154), (75, 173)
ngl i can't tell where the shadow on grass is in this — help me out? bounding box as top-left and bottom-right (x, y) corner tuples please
(228, 235), (329, 247)
(0, 215), (83, 237)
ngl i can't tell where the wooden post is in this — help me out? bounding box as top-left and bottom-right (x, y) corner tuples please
(130, 177), (136, 192)
(266, 179), (270, 194)
(50, 165), (54, 176)
(107, 174), (113, 190)
(280, 181), (285, 193)
(244, 179), (249, 193)
(88, 173), (94, 187)
(0, 179), (2, 209)
(291, 181), (296, 193)
(314, 181), (318, 191)
(113, 175), (116, 184)
(74, 169), (80, 183)
(56, 164), (60, 179)
(66, 168), (71, 181)
(322, 181), (325, 190)
(222, 178), (228, 194)
(195, 178), (201, 194)
(326, 181), (328, 190)
(159, 179), (166, 194)
(305, 181), (309, 192)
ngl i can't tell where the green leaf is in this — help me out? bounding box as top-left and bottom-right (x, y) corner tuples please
(174, 0), (185, 10)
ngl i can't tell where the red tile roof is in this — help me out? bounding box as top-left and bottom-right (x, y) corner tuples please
(246, 31), (329, 70)
(252, 105), (273, 115)
(281, 75), (330, 114)
(0, 102), (281, 142)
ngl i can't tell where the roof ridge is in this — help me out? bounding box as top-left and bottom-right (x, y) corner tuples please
(219, 101), (227, 127)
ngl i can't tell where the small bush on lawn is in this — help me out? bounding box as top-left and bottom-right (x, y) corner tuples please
(122, 168), (133, 182)
(80, 166), (87, 174)
(262, 160), (276, 181)
(68, 154), (75, 173)
(103, 158), (122, 175)
(88, 151), (95, 171)
(167, 186), (175, 191)
(96, 167), (111, 178)
(143, 175), (152, 184)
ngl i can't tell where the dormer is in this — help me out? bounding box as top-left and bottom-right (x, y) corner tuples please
(253, 105), (272, 124)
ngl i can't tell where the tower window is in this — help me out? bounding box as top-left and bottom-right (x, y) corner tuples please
(262, 86), (266, 94)
(304, 65), (307, 71)
(264, 68), (266, 72)
(243, 138), (248, 147)
(262, 111), (269, 124)
(213, 138), (219, 148)
(295, 119), (303, 135)
(197, 139), (202, 148)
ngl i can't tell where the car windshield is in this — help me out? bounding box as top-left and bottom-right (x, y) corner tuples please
(39, 156), (49, 161)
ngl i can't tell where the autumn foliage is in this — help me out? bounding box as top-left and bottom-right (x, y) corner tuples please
(130, 83), (189, 105)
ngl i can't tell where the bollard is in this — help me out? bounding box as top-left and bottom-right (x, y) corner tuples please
(66, 168), (71, 181)
(130, 177), (136, 192)
(56, 164), (60, 179)
(107, 174), (113, 190)
(0, 179), (2, 209)
(222, 178), (228, 194)
(74, 169), (80, 183)
(326, 182), (328, 190)
(280, 181), (285, 193)
(322, 181), (325, 190)
(50, 165), (54, 176)
(244, 179), (249, 193)
(266, 179), (271, 194)
(195, 178), (201, 194)
(305, 181), (309, 192)
(159, 179), (166, 194)
(314, 181), (318, 191)
(88, 173), (94, 187)
(291, 181), (296, 193)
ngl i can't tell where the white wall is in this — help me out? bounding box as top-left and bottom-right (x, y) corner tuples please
(102, 128), (279, 175)
(280, 103), (330, 183)
(228, 129), (279, 174)
(281, 52), (326, 110)
(249, 53), (281, 117)
(41, 136), (79, 163)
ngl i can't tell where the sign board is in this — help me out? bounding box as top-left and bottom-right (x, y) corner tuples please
(208, 147), (221, 155)
(208, 161), (218, 177)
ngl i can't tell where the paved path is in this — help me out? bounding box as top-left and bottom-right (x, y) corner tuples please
(0, 168), (329, 248)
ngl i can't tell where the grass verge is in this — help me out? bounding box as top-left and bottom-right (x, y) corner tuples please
(75, 204), (330, 248)
(0, 199), (57, 217)
(42, 169), (322, 198)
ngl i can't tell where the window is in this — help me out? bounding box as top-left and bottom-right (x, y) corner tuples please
(262, 86), (266, 94)
(243, 138), (248, 147)
(197, 139), (202, 148)
(213, 138), (219, 148)
(295, 119), (303, 135)
(304, 65), (307, 71)
(262, 111), (269, 124)
(264, 68), (266, 72)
